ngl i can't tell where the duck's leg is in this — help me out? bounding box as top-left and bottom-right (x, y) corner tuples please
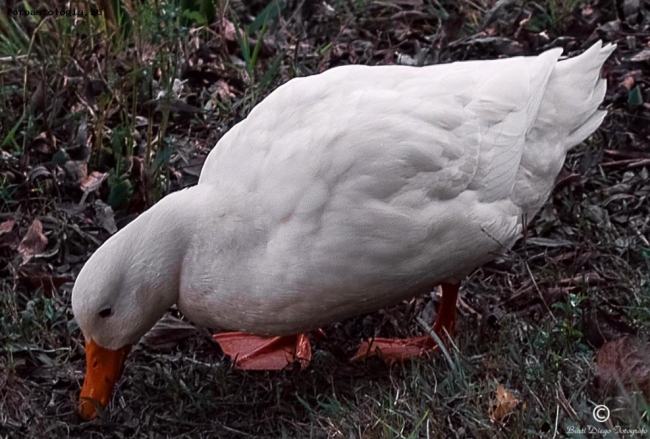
(213, 332), (313, 370)
(432, 282), (459, 335)
(351, 282), (459, 363)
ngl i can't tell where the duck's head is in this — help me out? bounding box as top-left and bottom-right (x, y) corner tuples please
(72, 223), (181, 420)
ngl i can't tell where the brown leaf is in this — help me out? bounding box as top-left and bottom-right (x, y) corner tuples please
(18, 219), (48, 265)
(622, 76), (636, 90)
(215, 80), (236, 102)
(490, 384), (520, 422)
(81, 171), (108, 193)
(141, 314), (199, 351)
(30, 80), (47, 113)
(30, 132), (55, 155)
(0, 220), (15, 233)
(18, 264), (73, 297)
(595, 337), (650, 397)
(219, 17), (237, 42)
(0, 220), (19, 249)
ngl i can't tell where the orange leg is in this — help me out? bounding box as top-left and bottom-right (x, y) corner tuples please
(433, 282), (459, 336)
(351, 282), (460, 363)
(213, 332), (315, 370)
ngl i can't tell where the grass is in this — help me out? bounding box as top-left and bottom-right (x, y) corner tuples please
(1, 0), (649, 437)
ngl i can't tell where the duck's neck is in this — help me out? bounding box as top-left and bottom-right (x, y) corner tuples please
(116, 188), (197, 314)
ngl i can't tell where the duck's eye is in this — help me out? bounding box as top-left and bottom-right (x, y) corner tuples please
(98, 308), (113, 318)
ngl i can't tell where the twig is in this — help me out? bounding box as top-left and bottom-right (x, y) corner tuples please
(555, 383), (578, 420)
(0, 55), (29, 63)
(523, 261), (558, 323)
(458, 296), (479, 316)
(599, 158), (650, 169)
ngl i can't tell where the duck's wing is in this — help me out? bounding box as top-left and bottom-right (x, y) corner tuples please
(197, 48), (576, 283)
(201, 48), (563, 203)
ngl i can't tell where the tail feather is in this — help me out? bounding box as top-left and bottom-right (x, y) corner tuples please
(532, 41), (616, 152)
(512, 41), (615, 219)
(564, 109), (607, 148)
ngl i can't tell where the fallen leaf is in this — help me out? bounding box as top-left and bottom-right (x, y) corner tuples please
(622, 76), (635, 90)
(0, 220), (19, 249)
(482, 0), (518, 30)
(490, 384), (520, 422)
(81, 171), (108, 193)
(93, 200), (117, 234)
(30, 132), (55, 155)
(0, 220), (15, 234)
(631, 49), (650, 62)
(18, 219), (48, 265)
(141, 314), (200, 351)
(595, 337), (650, 397)
(64, 160), (88, 185)
(28, 165), (53, 183)
(219, 17), (237, 42)
(583, 306), (637, 349)
(619, 0), (643, 26)
(18, 264), (73, 297)
(215, 80), (236, 102)
(30, 79), (47, 113)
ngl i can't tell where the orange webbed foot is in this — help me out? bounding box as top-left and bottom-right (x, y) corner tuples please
(351, 282), (460, 364)
(351, 335), (438, 363)
(213, 332), (312, 370)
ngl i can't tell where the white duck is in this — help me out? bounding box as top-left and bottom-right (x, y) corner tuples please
(72, 41), (614, 420)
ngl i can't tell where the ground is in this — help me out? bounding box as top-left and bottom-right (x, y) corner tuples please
(0, 0), (649, 437)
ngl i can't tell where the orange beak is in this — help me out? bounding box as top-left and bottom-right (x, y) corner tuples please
(78, 338), (131, 420)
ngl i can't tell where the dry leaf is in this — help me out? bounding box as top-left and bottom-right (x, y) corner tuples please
(219, 17), (237, 42)
(595, 337), (650, 397)
(18, 219), (48, 265)
(0, 220), (15, 234)
(1, 220), (16, 238)
(215, 80), (236, 102)
(64, 160), (88, 185)
(0, 220), (19, 249)
(18, 264), (73, 297)
(81, 171), (108, 193)
(490, 384), (519, 422)
(31, 132), (54, 155)
(28, 165), (53, 183)
(93, 200), (117, 234)
(622, 76), (636, 90)
(30, 80), (47, 113)
(631, 49), (650, 62)
(141, 314), (199, 351)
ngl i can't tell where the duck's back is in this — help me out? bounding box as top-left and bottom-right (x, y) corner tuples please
(185, 43), (613, 333)
(201, 43), (612, 215)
